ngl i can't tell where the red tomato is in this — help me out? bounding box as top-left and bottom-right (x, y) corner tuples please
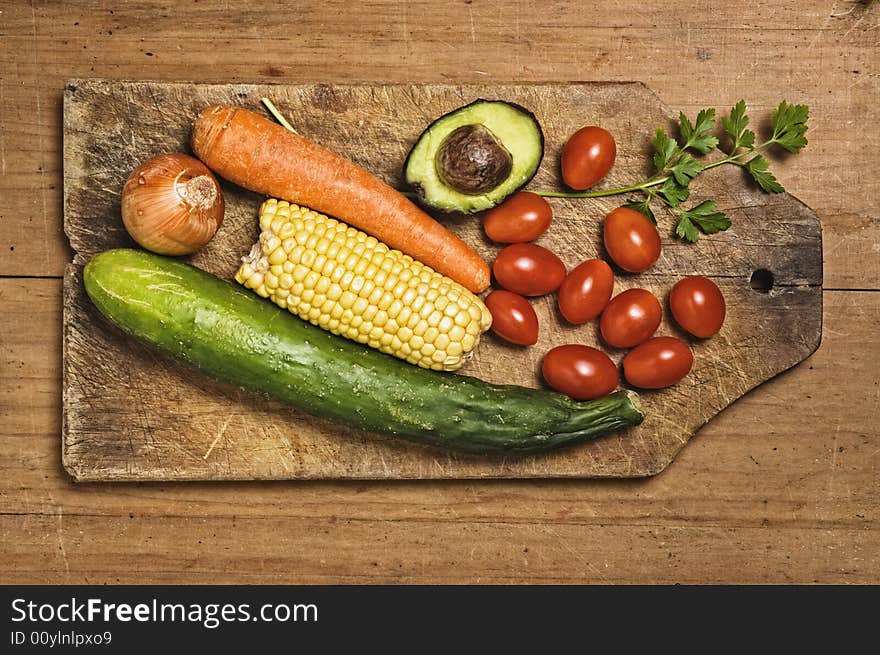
(493, 243), (566, 296)
(557, 259), (614, 324)
(484, 290), (539, 346)
(669, 276), (726, 338)
(483, 192), (553, 243)
(561, 126), (617, 190)
(623, 337), (693, 389)
(599, 288), (662, 349)
(603, 207), (661, 273)
(542, 345), (619, 401)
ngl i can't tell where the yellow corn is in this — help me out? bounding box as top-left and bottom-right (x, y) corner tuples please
(235, 199), (492, 371)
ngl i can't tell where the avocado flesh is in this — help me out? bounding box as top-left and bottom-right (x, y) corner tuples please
(405, 100), (544, 214)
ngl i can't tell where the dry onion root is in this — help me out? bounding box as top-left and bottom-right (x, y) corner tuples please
(121, 153), (224, 255)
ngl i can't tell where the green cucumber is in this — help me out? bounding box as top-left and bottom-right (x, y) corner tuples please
(84, 249), (644, 454)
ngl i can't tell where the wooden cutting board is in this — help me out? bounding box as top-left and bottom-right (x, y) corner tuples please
(62, 80), (822, 481)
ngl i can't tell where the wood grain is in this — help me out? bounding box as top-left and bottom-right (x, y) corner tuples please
(62, 80), (820, 480)
(0, 0), (876, 583)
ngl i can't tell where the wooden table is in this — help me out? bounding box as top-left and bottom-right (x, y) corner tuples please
(1, 1), (876, 584)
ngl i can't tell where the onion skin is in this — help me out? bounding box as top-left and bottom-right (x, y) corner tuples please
(121, 153), (224, 255)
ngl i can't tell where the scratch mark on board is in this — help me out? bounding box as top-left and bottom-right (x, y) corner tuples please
(57, 509), (71, 581)
(203, 415), (233, 460)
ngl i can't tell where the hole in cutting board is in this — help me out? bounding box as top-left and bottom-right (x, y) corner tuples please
(750, 268), (774, 293)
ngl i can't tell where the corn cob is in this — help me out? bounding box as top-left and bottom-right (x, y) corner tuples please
(235, 199), (492, 371)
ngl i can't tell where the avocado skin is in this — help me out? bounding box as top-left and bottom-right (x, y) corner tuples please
(404, 99), (545, 214)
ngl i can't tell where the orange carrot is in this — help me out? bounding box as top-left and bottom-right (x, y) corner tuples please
(192, 105), (490, 293)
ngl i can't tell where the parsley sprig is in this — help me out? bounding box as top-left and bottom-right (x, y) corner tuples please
(536, 100), (809, 242)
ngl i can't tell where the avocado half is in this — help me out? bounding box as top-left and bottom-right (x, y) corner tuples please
(404, 99), (544, 214)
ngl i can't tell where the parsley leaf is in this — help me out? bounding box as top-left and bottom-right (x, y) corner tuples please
(678, 200), (731, 241)
(721, 100), (755, 150)
(745, 155), (784, 193)
(623, 199), (656, 224)
(771, 101), (809, 153)
(675, 200), (731, 242)
(658, 178), (690, 207)
(670, 152), (702, 186)
(679, 108), (719, 154)
(675, 215), (701, 243)
(652, 128), (679, 172)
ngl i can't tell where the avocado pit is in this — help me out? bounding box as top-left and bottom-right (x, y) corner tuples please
(435, 124), (513, 195)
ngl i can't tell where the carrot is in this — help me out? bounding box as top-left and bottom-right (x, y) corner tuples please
(191, 105), (490, 293)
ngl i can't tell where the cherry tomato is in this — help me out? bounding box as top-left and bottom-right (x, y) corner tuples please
(603, 207), (661, 273)
(599, 288), (662, 349)
(669, 276), (726, 338)
(483, 192), (553, 243)
(493, 243), (566, 296)
(484, 290), (539, 346)
(561, 126), (617, 190)
(557, 259), (614, 324)
(623, 337), (693, 389)
(542, 344), (619, 401)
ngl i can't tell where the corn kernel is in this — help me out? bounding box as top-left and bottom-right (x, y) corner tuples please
(387, 299), (403, 320)
(278, 222), (296, 239)
(339, 291), (356, 310)
(264, 236), (282, 255)
(362, 305), (378, 322)
(352, 297), (369, 316)
(292, 264), (309, 283)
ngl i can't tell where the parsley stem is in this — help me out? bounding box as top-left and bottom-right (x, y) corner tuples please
(533, 177), (667, 199)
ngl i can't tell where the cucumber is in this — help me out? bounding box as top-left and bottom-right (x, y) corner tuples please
(84, 249), (644, 454)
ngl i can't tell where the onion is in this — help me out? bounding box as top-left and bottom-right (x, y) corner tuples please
(121, 153), (224, 255)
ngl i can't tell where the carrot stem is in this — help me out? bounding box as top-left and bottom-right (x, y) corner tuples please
(260, 98), (298, 134)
